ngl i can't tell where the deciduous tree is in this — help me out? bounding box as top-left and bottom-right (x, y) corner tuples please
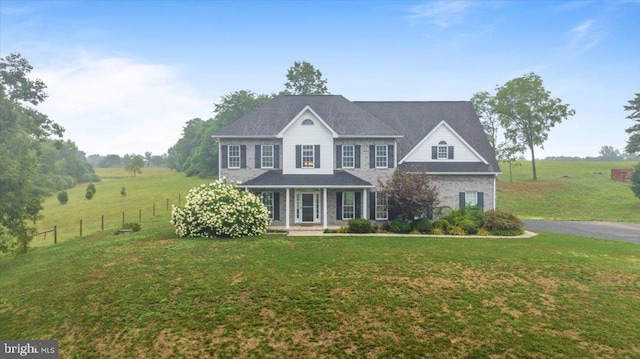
(124, 155), (145, 176)
(495, 73), (575, 181)
(283, 61), (329, 95)
(471, 91), (500, 154)
(624, 93), (640, 154)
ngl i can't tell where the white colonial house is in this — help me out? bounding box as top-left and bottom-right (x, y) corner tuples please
(213, 95), (501, 229)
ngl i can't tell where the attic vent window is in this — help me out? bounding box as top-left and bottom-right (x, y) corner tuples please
(301, 119), (315, 126)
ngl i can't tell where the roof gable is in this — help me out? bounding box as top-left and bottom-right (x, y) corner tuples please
(277, 105), (338, 138)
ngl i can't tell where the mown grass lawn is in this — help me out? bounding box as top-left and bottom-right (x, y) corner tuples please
(497, 161), (639, 222)
(1, 224), (639, 358)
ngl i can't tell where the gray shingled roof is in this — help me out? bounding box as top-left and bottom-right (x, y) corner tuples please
(242, 170), (373, 188)
(397, 162), (499, 174)
(214, 95), (400, 137)
(354, 101), (500, 172)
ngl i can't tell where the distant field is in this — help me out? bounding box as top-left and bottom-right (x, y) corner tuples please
(497, 161), (639, 223)
(34, 168), (211, 246)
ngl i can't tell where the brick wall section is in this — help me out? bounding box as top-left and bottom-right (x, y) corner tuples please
(427, 175), (496, 211)
(219, 139), (280, 183)
(611, 168), (633, 182)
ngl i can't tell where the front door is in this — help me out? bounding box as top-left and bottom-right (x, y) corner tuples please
(301, 193), (314, 222)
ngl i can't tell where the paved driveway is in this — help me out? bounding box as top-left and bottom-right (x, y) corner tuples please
(524, 220), (640, 244)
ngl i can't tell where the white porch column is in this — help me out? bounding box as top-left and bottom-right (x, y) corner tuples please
(285, 188), (290, 229)
(322, 188), (328, 229)
(362, 189), (368, 219)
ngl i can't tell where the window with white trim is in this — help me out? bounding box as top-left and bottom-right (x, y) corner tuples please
(261, 145), (274, 168)
(465, 191), (478, 206)
(302, 145), (315, 168)
(375, 145), (388, 168)
(437, 141), (449, 159)
(342, 145), (355, 168)
(375, 193), (388, 220)
(261, 192), (274, 219)
(342, 191), (355, 220)
(228, 145), (241, 169)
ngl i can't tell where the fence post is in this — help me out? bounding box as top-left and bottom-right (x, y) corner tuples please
(101, 215), (104, 231)
(54, 225), (57, 244)
(80, 219), (83, 237)
(153, 203), (156, 217)
(179, 193), (181, 205)
(122, 212), (125, 226)
(166, 198), (169, 210)
(139, 209), (141, 223)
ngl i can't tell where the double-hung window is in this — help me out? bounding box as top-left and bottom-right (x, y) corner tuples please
(375, 193), (388, 220)
(464, 191), (478, 207)
(342, 145), (355, 168)
(375, 145), (388, 168)
(302, 145), (315, 168)
(261, 192), (274, 219)
(228, 145), (241, 169)
(261, 145), (274, 168)
(342, 192), (355, 220)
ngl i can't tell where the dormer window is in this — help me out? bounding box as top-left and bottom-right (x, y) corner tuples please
(301, 119), (315, 126)
(437, 141), (449, 159)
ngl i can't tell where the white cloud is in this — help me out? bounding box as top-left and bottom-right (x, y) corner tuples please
(33, 51), (211, 156)
(408, 0), (473, 28)
(568, 19), (601, 52)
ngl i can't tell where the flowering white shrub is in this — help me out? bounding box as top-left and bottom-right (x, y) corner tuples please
(170, 179), (270, 238)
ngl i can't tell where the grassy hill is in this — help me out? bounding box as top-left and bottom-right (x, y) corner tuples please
(2, 162), (639, 358)
(497, 161), (638, 222)
(33, 168), (210, 246)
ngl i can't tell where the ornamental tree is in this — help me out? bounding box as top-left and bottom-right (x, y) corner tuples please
(170, 179), (270, 238)
(378, 170), (440, 221)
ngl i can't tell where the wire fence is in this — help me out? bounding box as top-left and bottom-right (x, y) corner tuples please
(33, 194), (186, 245)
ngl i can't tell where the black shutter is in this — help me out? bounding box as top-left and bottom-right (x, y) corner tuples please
(273, 192), (280, 220)
(355, 145), (361, 168)
(369, 192), (376, 220)
(459, 192), (465, 208)
(255, 145), (261, 168)
(336, 192), (343, 220)
(388, 145), (394, 168)
(369, 145), (375, 168)
(448, 146), (454, 160)
(274, 145), (280, 168)
(355, 192), (362, 219)
(296, 145), (302, 168)
(314, 145), (320, 168)
(432, 146), (437, 159)
(221, 145), (228, 168)
(336, 145), (342, 168)
(240, 145), (246, 168)
(477, 192), (484, 210)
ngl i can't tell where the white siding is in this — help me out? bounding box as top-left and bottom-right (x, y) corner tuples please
(404, 123), (483, 162)
(282, 109), (334, 174)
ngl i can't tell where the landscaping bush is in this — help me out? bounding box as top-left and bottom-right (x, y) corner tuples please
(57, 191), (68, 205)
(85, 190), (94, 200)
(441, 206), (484, 234)
(348, 218), (372, 233)
(430, 227), (445, 236)
(50, 175), (76, 191)
(482, 210), (524, 236)
(120, 187), (126, 196)
(389, 219), (411, 234)
(449, 226), (466, 236)
(170, 179), (270, 238)
(432, 219), (452, 233)
(86, 183), (96, 194)
(411, 218), (432, 234)
(122, 222), (141, 232)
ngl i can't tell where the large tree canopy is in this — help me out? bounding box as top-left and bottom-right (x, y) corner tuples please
(494, 72), (575, 181)
(624, 93), (640, 154)
(0, 53), (64, 254)
(283, 60), (329, 95)
(471, 91), (500, 154)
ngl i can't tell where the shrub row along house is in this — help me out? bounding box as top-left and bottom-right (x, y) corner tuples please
(213, 95), (500, 230)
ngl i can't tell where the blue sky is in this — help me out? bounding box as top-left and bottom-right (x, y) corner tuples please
(1, 0), (639, 158)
